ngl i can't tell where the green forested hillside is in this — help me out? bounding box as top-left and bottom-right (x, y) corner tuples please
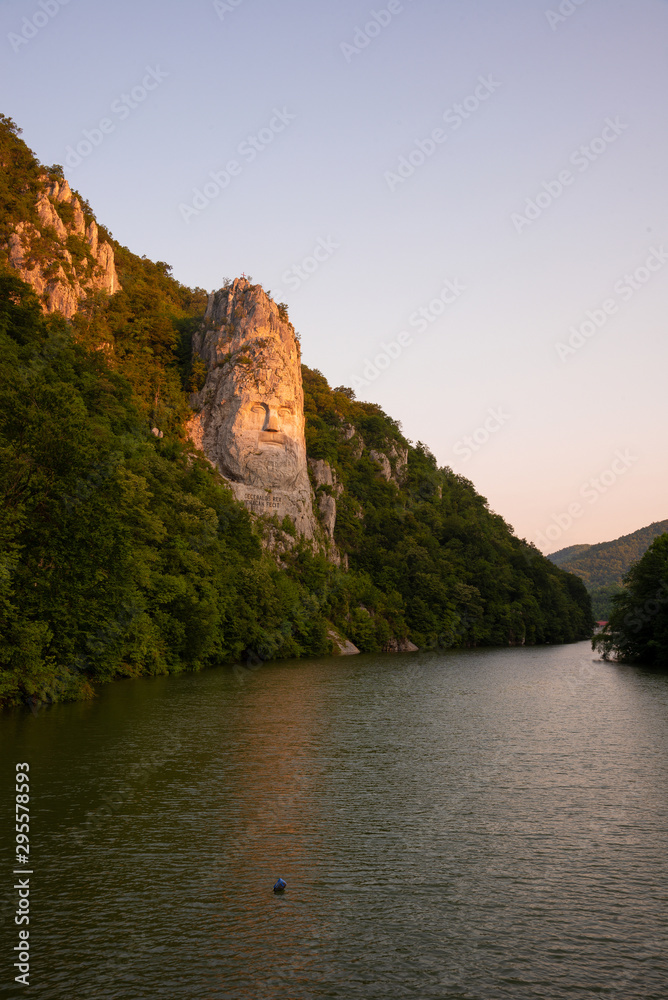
(549, 544), (592, 568)
(549, 521), (668, 619)
(302, 368), (592, 649)
(0, 115), (593, 709)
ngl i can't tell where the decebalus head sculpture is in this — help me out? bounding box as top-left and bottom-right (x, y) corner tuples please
(187, 278), (318, 537)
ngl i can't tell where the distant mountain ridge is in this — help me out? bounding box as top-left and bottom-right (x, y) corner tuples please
(549, 521), (668, 618)
(549, 521), (668, 586)
(549, 544), (592, 568)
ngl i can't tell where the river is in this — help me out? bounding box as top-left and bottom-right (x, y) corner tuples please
(1, 642), (667, 999)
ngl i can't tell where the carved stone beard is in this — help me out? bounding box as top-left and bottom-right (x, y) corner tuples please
(245, 442), (302, 490)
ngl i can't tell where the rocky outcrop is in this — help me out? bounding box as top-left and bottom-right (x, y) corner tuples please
(317, 494), (336, 539)
(36, 192), (67, 239)
(370, 443), (409, 483)
(307, 458), (348, 567)
(382, 638), (419, 653)
(4, 175), (120, 318)
(309, 459), (335, 489)
(187, 279), (321, 539)
(370, 449), (392, 481)
(343, 424), (364, 459)
(309, 459), (344, 540)
(389, 442), (409, 480)
(328, 628), (360, 656)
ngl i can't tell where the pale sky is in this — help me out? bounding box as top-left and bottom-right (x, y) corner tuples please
(2, 0), (666, 552)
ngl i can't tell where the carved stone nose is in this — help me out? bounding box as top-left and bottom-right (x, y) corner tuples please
(266, 411), (279, 432)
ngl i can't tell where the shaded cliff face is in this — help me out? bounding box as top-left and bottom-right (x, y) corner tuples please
(188, 279), (318, 538)
(4, 175), (120, 318)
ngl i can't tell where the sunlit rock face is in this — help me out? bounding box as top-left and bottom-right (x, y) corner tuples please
(5, 178), (121, 318)
(187, 278), (319, 538)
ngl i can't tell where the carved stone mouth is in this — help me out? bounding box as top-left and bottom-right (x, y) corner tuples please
(259, 431), (285, 446)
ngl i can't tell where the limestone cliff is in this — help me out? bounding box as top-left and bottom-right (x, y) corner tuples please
(4, 176), (120, 318)
(187, 279), (323, 541)
(308, 459), (342, 539)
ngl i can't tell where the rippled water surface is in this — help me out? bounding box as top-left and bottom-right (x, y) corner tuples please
(2, 643), (668, 999)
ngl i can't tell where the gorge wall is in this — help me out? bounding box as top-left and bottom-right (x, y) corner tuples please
(187, 279), (326, 543)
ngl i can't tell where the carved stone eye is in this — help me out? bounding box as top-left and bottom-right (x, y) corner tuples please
(251, 405), (265, 414)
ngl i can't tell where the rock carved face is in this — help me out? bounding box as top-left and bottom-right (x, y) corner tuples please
(224, 391), (305, 490)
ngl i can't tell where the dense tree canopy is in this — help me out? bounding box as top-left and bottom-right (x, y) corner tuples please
(593, 534), (668, 668)
(302, 367), (592, 650)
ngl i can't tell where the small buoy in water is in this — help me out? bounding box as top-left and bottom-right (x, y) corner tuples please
(273, 878), (287, 893)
